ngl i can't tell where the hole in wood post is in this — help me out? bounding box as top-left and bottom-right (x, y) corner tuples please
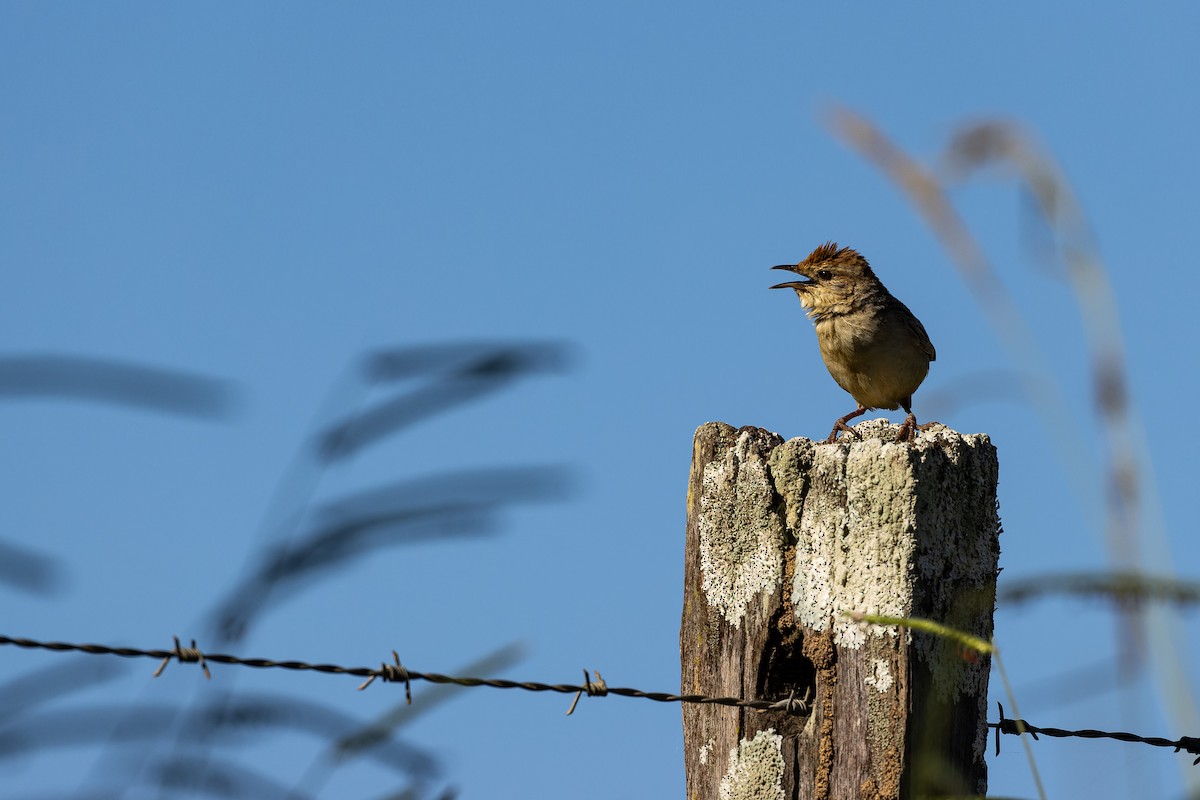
(756, 622), (817, 732)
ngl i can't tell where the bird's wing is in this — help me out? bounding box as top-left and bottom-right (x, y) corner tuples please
(903, 305), (936, 361)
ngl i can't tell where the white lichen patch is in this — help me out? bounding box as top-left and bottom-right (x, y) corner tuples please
(863, 658), (893, 692)
(719, 729), (784, 800)
(699, 737), (716, 765)
(698, 432), (785, 627)
(785, 433), (917, 647)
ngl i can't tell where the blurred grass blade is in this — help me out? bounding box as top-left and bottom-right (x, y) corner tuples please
(319, 343), (572, 463)
(366, 341), (573, 382)
(0, 538), (60, 595)
(210, 505), (497, 641)
(842, 611), (994, 654)
(999, 571), (1200, 607)
(0, 698), (439, 779)
(156, 756), (314, 799)
(0, 354), (237, 420)
(0, 656), (125, 722)
(212, 467), (572, 639)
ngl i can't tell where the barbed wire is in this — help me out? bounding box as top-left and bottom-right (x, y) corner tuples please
(0, 634), (812, 716)
(989, 703), (1200, 764)
(6, 633), (1198, 766)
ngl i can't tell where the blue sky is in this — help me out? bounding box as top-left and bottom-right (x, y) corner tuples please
(3, 4), (1200, 798)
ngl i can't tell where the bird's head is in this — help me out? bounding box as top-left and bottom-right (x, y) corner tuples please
(770, 242), (879, 317)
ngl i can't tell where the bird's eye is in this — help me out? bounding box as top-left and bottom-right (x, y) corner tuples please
(817, 270), (833, 280)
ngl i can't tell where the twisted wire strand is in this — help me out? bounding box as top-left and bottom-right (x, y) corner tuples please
(0, 634), (809, 715)
(9, 631), (1198, 763)
(989, 703), (1200, 764)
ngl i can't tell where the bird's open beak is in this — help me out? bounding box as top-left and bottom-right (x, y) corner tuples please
(770, 263), (812, 290)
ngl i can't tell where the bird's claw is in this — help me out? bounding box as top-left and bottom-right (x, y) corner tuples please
(894, 416), (939, 444)
(824, 421), (862, 444)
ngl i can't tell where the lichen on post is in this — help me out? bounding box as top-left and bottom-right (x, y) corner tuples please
(681, 419), (1000, 800)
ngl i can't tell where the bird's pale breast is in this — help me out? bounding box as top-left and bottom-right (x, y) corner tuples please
(814, 309), (931, 410)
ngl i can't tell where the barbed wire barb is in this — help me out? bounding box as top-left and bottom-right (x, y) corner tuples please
(357, 650), (412, 704)
(565, 669), (606, 716)
(758, 685), (813, 716)
(152, 636), (211, 680)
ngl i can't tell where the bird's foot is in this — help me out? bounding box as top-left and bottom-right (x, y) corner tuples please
(824, 420), (862, 444)
(895, 415), (939, 443)
(824, 406), (869, 444)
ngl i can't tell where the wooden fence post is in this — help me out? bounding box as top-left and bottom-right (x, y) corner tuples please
(681, 420), (1000, 799)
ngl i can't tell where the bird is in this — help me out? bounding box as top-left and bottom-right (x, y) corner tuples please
(770, 242), (936, 444)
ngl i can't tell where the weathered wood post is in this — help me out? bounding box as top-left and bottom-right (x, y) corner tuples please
(681, 420), (1000, 799)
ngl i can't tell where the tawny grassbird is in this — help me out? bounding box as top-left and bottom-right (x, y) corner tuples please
(771, 242), (936, 443)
